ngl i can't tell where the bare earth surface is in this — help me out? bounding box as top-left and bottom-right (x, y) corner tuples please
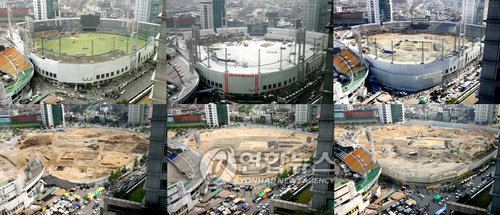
(180, 127), (317, 184)
(0, 128), (148, 183)
(337, 124), (496, 178)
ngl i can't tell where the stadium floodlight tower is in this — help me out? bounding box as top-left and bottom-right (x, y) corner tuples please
(459, 0), (467, 70)
(296, 28), (307, 82)
(129, 18), (140, 73)
(23, 16), (35, 55)
(151, 0), (167, 104)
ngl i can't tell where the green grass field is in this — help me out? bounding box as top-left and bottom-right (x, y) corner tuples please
(34, 32), (146, 56)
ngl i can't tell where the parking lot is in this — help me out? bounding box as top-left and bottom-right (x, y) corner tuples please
(200, 164), (314, 215)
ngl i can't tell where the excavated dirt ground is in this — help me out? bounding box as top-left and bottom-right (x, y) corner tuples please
(337, 124), (496, 178)
(179, 127), (317, 183)
(2, 128), (148, 183)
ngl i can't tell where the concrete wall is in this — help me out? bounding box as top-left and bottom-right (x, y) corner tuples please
(30, 40), (155, 85)
(195, 55), (325, 96)
(382, 149), (497, 184)
(367, 43), (483, 92)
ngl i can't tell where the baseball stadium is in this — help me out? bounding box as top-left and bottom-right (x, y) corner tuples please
(179, 27), (327, 100)
(0, 38), (33, 102)
(8, 15), (160, 88)
(336, 20), (485, 94)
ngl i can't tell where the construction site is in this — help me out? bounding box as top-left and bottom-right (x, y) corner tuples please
(336, 122), (497, 184)
(180, 127), (317, 184)
(0, 127), (148, 183)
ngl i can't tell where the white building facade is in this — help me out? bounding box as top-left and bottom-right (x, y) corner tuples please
(33, 0), (48, 20)
(135, 0), (152, 22)
(475, 104), (498, 124)
(295, 104), (310, 125)
(199, 0), (214, 30)
(205, 103), (219, 127)
(128, 104), (147, 125)
(378, 104), (393, 124)
(366, 0), (380, 24)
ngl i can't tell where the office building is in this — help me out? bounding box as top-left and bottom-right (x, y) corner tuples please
(199, 0), (213, 30)
(33, 0), (58, 20)
(378, 104), (393, 124)
(128, 104), (147, 125)
(474, 104), (498, 124)
(366, 0), (380, 23)
(366, 0), (392, 24)
(135, 0), (161, 22)
(204, 103), (230, 127)
(212, 0), (226, 29)
(295, 104), (317, 125)
(199, 0), (226, 30)
(40, 102), (65, 128)
(302, 0), (329, 32)
(478, 0), (500, 103)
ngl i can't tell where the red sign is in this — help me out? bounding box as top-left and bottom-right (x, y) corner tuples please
(344, 110), (375, 118)
(173, 115), (203, 122)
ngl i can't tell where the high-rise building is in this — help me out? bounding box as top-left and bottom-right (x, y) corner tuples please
(295, 104), (309, 124)
(378, 104), (393, 124)
(378, 104), (405, 124)
(199, 0), (226, 30)
(390, 104), (405, 123)
(199, 0), (214, 30)
(310, 104), (334, 212)
(40, 103), (65, 128)
(128, 104), (147, 125)
(295, 104), (315, 125)
(144, 104), (167, 210)
(212, 0), (226, 29)
(33, 0), (58, 20)
(204, 103), (230, 127)
(366, 0), (392, 24)
(478, 0), (500, 103)
(379, 0), (392, 22)
(464, 0), (480, 25)
(366, 0), (380, 23)
(474, 104), (498, 124)
(302, 0), (329, 32)
(135, 0), (161, 22)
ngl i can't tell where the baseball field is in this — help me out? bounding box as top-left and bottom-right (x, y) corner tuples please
(34, 32), (146, 56)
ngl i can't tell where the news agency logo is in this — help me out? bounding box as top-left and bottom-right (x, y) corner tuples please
(202, 146), (238, 181)
(201, 146), (334, 183)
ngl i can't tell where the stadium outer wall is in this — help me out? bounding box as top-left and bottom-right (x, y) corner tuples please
(194, 28), (327, 97)
(10, 18), (159, 86)
(348, 21), (485, 92)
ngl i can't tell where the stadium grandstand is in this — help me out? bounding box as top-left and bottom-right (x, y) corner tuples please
(8, 17), (159, 87)
(0, 39), (33, 102)
(334, 139), (381, 215)
(333, 43), (369, 104)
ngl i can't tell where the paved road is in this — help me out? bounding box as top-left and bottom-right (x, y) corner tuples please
(402, 162), (495, 214)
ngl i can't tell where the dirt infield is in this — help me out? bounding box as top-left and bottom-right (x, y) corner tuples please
(4, 128), (148, 183)
(343, 124), (497, 180)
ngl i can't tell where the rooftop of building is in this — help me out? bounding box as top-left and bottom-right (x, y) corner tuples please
(197, 38), (317, 73)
